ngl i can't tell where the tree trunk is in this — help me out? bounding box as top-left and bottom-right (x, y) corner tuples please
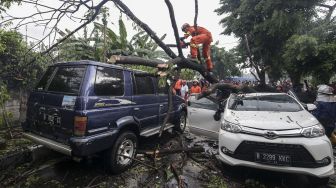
(1, 104), (13, 138)
(19, 88), (27, 122)
(258, 69), (266, 86)
(288, 70), (302, 87)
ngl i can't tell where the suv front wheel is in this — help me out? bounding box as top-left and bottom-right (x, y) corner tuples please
(174, 111), (187, 133)
(104, 131), (138, 174)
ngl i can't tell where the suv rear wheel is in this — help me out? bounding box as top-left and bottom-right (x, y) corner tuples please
(174, 111), (187, 133)
(104, 131), (137, 174)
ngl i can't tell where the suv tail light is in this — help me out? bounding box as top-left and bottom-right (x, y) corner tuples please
(74, 116), (87, 136)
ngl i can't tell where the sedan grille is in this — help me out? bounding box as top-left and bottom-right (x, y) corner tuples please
(226, 141), (328, 168)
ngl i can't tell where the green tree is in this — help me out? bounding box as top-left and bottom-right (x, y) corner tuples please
(282, 35), (319, 84)
(282, 6), (336, 85)
(211, 45), (241, 80)
(0, 29), (49, 124)
(216, 0), (321, 85)
(0, 29), (48, 90)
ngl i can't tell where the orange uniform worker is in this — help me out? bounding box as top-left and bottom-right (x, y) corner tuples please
(180, 23), (213, 71)
(190, 80), (202, 94)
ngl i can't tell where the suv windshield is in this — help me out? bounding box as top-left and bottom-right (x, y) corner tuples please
(228, 94), (303, 112)
(36, 65), (86, 95)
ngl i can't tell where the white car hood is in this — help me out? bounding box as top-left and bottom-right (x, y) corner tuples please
(224, 110), (319, 130)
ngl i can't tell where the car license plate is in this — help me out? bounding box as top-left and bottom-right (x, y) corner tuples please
(255, 152), (291, 166)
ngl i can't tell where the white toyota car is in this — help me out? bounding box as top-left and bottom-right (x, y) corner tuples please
(218, 92), (334, 183)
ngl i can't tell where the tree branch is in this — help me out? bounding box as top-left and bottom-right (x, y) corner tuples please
(194, 0), (198, 33)
(39, 0), (109, 56)
(113, 0), (177, 59)
(164, 0), (183, 57)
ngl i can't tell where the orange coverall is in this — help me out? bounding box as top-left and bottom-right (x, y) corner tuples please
(190, 85), (201, 94)
(183, 26), (213, 71)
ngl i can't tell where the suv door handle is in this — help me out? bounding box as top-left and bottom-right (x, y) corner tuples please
(134, 107), (140, 111)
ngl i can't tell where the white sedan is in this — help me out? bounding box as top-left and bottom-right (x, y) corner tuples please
(187, 94), (222, 140)
(218, 92), (334, 183)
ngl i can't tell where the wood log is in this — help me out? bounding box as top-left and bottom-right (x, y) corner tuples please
(108, 55), (168, 68)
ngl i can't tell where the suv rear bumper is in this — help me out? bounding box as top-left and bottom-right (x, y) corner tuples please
(23, 132), (72, 155)
(23, 129), (119, 157)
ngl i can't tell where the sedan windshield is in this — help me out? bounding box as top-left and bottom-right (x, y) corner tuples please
(228, 94), (303, 112)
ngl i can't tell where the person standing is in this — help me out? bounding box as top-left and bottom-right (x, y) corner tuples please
(202, 81), (210, 92)
(180, 80), (189, 101)
(174, 78), (182, 96)
(190, 80), (201, 94)
(313, 84), (336, 137)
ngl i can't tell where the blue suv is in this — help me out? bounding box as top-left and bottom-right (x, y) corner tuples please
(22, 60), (187, 173)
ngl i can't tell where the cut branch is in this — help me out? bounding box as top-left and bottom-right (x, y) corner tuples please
(108, 55), (168, 68)
(137, 147), (204, 156)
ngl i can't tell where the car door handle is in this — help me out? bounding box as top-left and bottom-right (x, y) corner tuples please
(134, 107), (140, 111)
(159, 104), (163, 107)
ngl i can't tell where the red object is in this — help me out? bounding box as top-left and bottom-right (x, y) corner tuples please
(183, 26), (213, 71)
(190, 85), (201, 94)
(74, 116), (87, 136)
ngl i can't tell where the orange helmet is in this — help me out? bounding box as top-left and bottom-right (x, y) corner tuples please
(181, 23), (190, 32)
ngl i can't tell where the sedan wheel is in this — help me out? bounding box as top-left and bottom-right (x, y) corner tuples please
(175, 111), (187, 133)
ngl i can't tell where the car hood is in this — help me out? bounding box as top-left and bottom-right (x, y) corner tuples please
(224, 110), (319, 130)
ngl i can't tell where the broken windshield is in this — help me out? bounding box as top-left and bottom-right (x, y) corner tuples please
(228, 94), (303, 112)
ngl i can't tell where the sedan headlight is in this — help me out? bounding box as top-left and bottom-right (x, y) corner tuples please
(301, 124), (325, 138)
(221, 120), (242, 133)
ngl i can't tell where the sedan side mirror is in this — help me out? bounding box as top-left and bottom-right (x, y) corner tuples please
(306, 103), (317, 111)
(213, 111), (221, 121)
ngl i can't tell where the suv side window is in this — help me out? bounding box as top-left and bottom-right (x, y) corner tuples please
(94, 67), (124, 96)
(133, 75), (155, 95)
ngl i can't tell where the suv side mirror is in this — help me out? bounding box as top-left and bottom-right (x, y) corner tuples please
(306, 104), (317, 111)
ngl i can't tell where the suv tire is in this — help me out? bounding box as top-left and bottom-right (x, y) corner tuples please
(104, 131), (137, 174)
(174, 111), (187, 133)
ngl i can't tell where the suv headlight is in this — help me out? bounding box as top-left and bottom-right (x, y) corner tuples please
(221, 120), (242, 133)
(301, 124), (325, 138)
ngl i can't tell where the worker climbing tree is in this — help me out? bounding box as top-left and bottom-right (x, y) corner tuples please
(180, 23), (214, 72)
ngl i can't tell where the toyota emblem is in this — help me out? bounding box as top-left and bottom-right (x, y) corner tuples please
(264, 131), (278, 139)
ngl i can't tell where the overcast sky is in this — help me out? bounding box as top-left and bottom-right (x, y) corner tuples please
(6, 0), (238, 50)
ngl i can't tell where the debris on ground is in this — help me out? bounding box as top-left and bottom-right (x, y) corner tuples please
(1, 128), (336, 188)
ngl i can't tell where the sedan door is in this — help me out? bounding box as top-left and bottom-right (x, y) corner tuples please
(187, 95), (221, 140)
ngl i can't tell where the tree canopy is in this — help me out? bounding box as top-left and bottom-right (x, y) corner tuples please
(216, 0), (335, 85)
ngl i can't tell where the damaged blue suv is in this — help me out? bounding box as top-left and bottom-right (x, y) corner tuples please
(22, 60), (187, 173)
